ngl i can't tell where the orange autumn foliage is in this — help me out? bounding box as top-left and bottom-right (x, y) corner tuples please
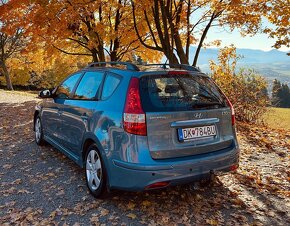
(0, 0), (162, 63)
(210, 45), (269, 123)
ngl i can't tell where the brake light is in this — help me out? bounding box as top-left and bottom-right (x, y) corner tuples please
(168, 71), (189, 75)
(123, 77), (147, 136)
(225, 96), (235, 126)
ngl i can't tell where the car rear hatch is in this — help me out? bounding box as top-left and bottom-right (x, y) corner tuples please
(139, 71), (235, 159)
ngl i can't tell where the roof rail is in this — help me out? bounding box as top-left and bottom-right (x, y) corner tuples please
(144, 63), (200, 72)
(87, 61), (140, 71)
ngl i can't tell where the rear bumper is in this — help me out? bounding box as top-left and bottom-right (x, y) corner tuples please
(108, 145), (239, 191)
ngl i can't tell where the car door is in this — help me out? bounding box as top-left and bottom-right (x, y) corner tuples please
(60, 70), (105, 156)
(41, 72), (82, 145)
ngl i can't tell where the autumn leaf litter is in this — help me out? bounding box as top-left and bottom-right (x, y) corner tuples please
(0, 90), (289, 225)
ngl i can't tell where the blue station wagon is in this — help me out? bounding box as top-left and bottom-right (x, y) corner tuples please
(34, 62), (239, 198)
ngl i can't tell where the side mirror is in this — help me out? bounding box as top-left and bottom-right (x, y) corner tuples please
(39, 89), (52, 98)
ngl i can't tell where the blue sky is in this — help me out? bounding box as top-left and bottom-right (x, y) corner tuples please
(206, 26), (289, 52)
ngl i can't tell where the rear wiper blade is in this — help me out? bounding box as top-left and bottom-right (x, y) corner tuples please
(191, 102), (225, 109)
(193, 102), (224, 106)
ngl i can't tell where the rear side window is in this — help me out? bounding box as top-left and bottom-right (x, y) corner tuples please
(74, 71), (104, 100)
(55, 73), (82, 99)
(101, 73), (121, 100)
(140, 74), (227, 112)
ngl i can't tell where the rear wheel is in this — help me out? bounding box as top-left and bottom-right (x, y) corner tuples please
(34, 116), (45, 146)
(85, 144), (107, 198)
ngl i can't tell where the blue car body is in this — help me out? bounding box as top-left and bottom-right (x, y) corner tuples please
(34, 63), (239, 193)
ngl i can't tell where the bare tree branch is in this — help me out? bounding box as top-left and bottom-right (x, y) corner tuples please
(52, 44), (92, 56)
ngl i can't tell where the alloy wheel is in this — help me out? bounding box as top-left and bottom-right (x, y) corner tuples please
(35, 118), (41, 143)
(86, 149), (102, 191)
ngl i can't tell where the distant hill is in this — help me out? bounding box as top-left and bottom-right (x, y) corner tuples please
(190, 47), (290, 85)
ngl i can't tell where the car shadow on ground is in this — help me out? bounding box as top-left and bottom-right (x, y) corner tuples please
(35, 143), (260, 225)
(32, 136), (288, 225)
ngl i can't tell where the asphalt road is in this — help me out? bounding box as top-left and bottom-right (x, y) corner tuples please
(0, 90), (289, 225)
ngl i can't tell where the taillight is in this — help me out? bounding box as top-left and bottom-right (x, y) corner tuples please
(225, 96), (235, 126)
(123, 77), (147, 136)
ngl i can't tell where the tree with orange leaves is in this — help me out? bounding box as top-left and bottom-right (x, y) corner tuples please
(0, 0), (161, 89)
(0, 27), (26, 90)
(0, 0), (288, 90)
(263, 0), (289, 54)
(0, 0), (161, 64)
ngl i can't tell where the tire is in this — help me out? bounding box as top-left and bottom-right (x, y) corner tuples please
(34, 116), (45, 146)
(85, 144), (107, 198)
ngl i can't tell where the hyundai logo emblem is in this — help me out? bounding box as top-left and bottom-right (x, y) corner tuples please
(193, 113), (203, 118)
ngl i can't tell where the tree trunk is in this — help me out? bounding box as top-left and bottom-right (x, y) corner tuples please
(170, 0), (189, 64)
(98, 43), (106, 62)
(91, 48), (99, 62)
(111, 0), (121, 62)
(166, 53), (179, 64)
(174, 33), (189, 64)
(110, 50), (117, 61)
(0, 61), (13, 90)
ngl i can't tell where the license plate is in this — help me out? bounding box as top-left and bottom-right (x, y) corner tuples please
(178, 125), (216, 141)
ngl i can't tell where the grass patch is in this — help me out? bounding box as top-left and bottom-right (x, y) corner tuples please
(263, 107), (290, 130)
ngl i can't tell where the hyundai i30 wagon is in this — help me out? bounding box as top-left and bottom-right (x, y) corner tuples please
(34, 62), (239, 198)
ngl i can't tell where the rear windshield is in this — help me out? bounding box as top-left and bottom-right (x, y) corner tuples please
(140, 73), (227, 112)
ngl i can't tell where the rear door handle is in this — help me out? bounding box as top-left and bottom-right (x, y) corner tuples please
(171, 118), (219, 128)
(81, 113), (88, 120)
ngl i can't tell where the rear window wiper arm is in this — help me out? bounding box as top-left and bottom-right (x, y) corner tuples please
(192, 102), (225, 107)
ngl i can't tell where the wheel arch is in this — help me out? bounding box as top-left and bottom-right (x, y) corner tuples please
(82, 138), (95, 165)
(81, 133), (111, 191)
(33, 110), (40, 131)
(81, 134), (107, 168)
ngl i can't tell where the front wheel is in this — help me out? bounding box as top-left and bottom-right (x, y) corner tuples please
(85, 144), (107, 198)
(34, 116), (45, 146)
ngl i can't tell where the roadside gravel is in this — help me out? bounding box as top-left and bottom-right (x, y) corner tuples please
(0, 89), (38, 104)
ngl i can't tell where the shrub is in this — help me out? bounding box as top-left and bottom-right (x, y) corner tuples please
(210, 45), (269, 123)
